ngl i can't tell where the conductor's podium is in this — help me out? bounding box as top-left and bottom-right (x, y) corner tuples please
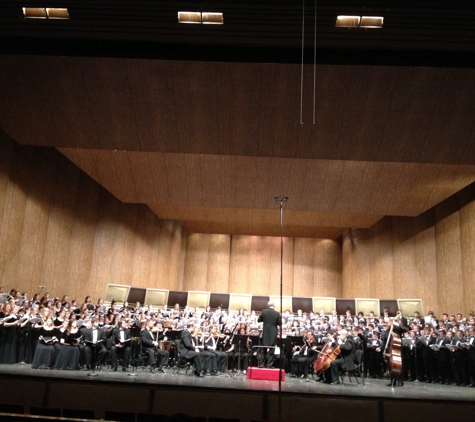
(247, 367), (286, 381)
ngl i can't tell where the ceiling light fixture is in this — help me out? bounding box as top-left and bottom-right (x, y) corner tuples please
(178, 11), (201, 24)
(22, 7), (69, 19)
(335, 15), (383, 28)
(201, 12), (223, 24)
(178, 11), (223, 24)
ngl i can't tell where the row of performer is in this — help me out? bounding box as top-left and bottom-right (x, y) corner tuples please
(1, 314), (475, 387)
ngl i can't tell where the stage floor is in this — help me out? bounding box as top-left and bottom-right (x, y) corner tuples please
(1, 363), (474, 403)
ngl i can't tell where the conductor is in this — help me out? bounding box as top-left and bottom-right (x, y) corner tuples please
(258, 301), (281, 368)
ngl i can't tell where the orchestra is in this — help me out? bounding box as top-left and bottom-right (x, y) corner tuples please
(0, 287), (474, 388)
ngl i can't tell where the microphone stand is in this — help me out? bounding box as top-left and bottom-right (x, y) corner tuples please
(88, 336), (99, 377)
(128, 324), (139, 377)
(234, 336), (245, 377)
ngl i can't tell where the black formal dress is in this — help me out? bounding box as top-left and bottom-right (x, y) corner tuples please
(31, 326), (60, 369)
(54, 330), (82, 370)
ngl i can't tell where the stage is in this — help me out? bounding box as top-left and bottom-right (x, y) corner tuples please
(0, 364), (474, 422)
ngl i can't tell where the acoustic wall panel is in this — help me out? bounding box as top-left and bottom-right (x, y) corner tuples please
(251, 295), (269, 313)
(144, 289), (169, 308)
(127, 287), (146, 305)
(269, 295), (292, 313)
(355, 298), (380, 317)
(397, 298), (424, 318)
(187, 291), (211, 308)
(312, 297), (337, 314)
(229, 293), (252, 312)
(104, 284), (130, 304)
(209, 293), (230, 309)
(167, 290), (188, 308)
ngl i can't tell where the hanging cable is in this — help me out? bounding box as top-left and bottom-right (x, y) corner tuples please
(300, 0), (305, 128)
(313, 0), (317, 124)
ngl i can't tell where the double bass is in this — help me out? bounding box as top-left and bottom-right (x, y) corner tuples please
(314, 333), (340, 373)
(383, 320), (403, 379)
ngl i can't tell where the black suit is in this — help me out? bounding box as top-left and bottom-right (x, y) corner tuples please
(110, 327), (131, 370)
(83, 327), (107, 367)
(258, 307), (281, 368)
(291, 340), (317, 379)
(140, 328), (169, 370)
(330, 336), (356, 382)
(179, 329), (203, 374)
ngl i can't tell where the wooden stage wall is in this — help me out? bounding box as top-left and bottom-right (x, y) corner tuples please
(0, 135), (474, 316)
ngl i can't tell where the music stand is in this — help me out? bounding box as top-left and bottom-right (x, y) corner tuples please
(87, 340), (102, 377)
(128, 324), (141, 377)
(232, 334), (248, 377)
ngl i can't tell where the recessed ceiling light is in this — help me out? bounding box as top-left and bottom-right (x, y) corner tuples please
(46, 8), (69, 19)
(22, 7), (69, 19)
(178, 11), (201, 24)
(335, 15), (360, 28)
(360, 16), (383, 28)
(22, 7), (47, 19)
(202, 12), (223, 25)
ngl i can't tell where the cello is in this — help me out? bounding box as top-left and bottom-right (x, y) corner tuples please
(314, 333), (340, 373)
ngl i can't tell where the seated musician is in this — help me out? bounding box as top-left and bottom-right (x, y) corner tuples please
(179, 323), (205, 377)
(291, 331), (318, 381)
(193, 328), (218, 375)
(329, 329), (356, 385)
(204, 325), (228, 373)
(110, 319), (132, 372)
(83, 317), (108, 370)
(140, 319), (169, 373)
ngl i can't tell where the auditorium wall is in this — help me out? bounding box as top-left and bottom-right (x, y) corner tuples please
(342, 184), (475, 317)
(2, 137), (474, 316)
(0, 138), (342, 303)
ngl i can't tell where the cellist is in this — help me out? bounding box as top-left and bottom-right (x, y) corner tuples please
(329, 329), (356, 385)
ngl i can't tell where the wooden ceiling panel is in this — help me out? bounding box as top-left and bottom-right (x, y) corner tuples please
(57, 148), (475, 238)
(2, 56), (475, 165)
(148, 205), (377, 239)
(3, 52), (475, 239)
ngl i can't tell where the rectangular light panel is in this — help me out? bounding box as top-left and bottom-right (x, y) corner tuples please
(202, 12), (223, 24)
(360, 16), (384, 28)
(46, 8), (69, 19)
(178, 11), (201, 24)
(22, 7), (47, 18)
(335, 15), (360, 28)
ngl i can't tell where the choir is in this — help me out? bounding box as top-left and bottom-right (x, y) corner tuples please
(0, 287), (474, 387)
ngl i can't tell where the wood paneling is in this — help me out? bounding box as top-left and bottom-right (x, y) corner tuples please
(342, 185), (475, 316)
(0, 138), (342, 302)
(58, 148), (475, 239)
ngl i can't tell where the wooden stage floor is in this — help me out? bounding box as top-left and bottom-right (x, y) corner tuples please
(0, 364), (474, 422)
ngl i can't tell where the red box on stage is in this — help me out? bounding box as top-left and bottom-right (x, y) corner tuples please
(247, 367), (286, 381)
